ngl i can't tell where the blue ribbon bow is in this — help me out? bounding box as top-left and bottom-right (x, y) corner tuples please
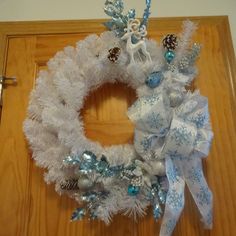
(127, 91), (213, 235)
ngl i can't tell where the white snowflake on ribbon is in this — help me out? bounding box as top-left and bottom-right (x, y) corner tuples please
(146, 112), (165, 130)
(166, 189), (184, 210)
(187, 167), (203, 184)
(171, 125), (194, 146)
(197, 186), (212, 206)
(166, 163), (181, 184)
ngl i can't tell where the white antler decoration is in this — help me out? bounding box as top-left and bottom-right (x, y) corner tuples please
(121, 19), (152, 64)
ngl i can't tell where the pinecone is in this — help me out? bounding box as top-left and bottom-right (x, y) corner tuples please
(60, 179), (79, 190)
(108, 47), (121, 62)
(162, 34), (178, 51)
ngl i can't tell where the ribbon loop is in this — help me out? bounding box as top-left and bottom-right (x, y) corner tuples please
(162, 116), (197, 158)
(127, 92), (172, 135)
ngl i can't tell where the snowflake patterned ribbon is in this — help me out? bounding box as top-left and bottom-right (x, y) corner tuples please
(128, 91), (213, 236)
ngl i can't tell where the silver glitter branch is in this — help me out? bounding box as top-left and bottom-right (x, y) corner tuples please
(178, 43), (202, 71)
(188, 43), (201, 65)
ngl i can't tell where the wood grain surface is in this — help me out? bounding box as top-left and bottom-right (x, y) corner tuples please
(0, 16), (236, 236)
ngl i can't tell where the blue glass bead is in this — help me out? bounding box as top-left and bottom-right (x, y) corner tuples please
(145, 71), (164, 88)
(128, 185), (140, 196)
(164, 50), (175, 63)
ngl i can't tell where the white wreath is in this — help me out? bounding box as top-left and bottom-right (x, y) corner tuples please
(24, 20), (213, 235)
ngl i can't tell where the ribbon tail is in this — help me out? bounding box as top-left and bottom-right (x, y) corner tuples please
(160, 157), (185, 236)
(183, 157), (213, 228)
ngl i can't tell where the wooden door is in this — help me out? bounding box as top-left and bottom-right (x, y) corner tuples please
(0, 17), (236, 236)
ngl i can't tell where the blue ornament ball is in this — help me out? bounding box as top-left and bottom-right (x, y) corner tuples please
(128, 185), (140, 196)
(164, 51), (175, 63)
(145, 71), (164, 88)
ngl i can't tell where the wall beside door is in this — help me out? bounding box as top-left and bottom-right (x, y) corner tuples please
(0, 0), (235, 52)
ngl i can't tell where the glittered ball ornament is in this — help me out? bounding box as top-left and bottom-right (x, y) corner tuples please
(145, 71), (164, 88)
(164, 51), (175, 63)
(150, 161), (166, 176)
(77, 176), (94, 190)
(128, 185), (140, 196)
(169, 90), (184, 107)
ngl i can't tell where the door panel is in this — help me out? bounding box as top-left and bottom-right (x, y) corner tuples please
(0, 17), (236, 236)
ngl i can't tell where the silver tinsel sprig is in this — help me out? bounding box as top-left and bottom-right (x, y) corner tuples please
(188, 43), (201, 64)
(178, 43), (201, 71)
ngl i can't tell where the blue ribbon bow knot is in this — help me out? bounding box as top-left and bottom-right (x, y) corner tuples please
(128, 91), (213, 236)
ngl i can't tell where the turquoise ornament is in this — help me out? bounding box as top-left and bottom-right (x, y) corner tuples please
(128, 185), (140, 196)
(164, 51), (175, 63)
(71, 208), (86, 221)
(145, 71), (164, 88)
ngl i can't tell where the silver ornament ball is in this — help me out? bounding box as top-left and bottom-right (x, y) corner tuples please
(77, 176), (94, 190)
(169, 91), (184, 107)
(151, 161), (166, 176)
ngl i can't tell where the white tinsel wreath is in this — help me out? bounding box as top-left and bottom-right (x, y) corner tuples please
(23, 2), (213, 235)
